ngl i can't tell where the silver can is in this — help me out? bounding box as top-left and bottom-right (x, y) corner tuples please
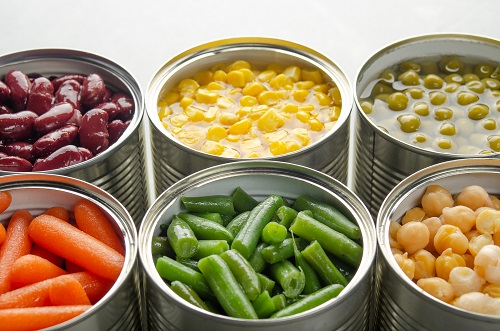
(0, 49), (147, 225)
(0, 173), (140, 330)
(376, 158), (500, 330)
(146, 37), (353, 198)
(139, 160), (376, 331)
(352, 34), (500, 217)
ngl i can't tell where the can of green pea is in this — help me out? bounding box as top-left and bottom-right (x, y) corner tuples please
(352, 33), (500, 217)
(376, 158), (500, 330)
(146, 37), (353, 198)
(138, 160), (376, 331)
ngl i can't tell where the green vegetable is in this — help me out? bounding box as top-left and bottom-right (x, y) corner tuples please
(262, 237), (302, 264)
(181, 195), (236, 215)
(252, 290), (276, 318)
(192, 212), (224, 225)
(257, 273), (276, 294)
(271, 293), (287, 311)
(177, 212), (234, 243)
(167, 216), (198, 258)
(301, 240), (347, 286)
(225, 211), (250, 237)
(293, 238), (322, 294)
(275, 205), (298, 228)
(232, 186), (259, 212)
(269, 260), (305, 299)
(247, 242), (268, 273)
(170, 280), (210, 311)
(192, 240), (229, 260)
(151, 235), (174, 257)
(261, 221), (287, 244)
(175, 257), (200, 272)
(219, 249), (261, 301)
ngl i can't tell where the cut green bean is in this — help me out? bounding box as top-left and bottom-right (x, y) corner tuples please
(225, 211), (250, 237)
(221, 214), (234, 226)
(262, 237), (301, 264)
(257, 273), (276, 294)
(232, 186), (259, 212)
(198, 255), (258, 319)
(219, 249), (261, 301)
(293, 237), (321, 294)
(170, 280), (210, 311)
(261, 221), (287, 244)
(270, 284), (344, 318)
(232, 195), (283, 259)
(252, 290), (276, 318)
(289, 211), (362, 267)
(193, 240), (229, 260)
(192, 212), (223, 225)
(175, 257), (200, 272)
(328, 253), (356, 283)
(177, 212), (234, 243)
(181, 195), (236, 215)
(271, 293), (287, 311)
(167, 216), (198, 258)
(293, 194), (361, 240)
(301, 240), (347, 286)
(248, 242), (268, 273)
(152, 235), (175, 258)
(275, 205), (298, 228)
(269, 260), (305, 299)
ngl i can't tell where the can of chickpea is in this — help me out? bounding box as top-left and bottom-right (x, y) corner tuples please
(138, 160), (376, 331)
(376, 158), (500, 330)
(352, 33), (500, 217)
(146, 37), (353, 197)
(0, 173), (140, 330)
(0, 49), (147, 226)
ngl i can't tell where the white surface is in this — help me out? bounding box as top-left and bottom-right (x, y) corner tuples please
(2, 0), (499, 198)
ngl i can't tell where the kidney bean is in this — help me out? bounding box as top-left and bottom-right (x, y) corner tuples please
(26, 77), (55, 115)
(0, 152), (7, 158)
(5, 70), (31, 112)
(110, 93), (134, 121)
(108, 119), (130, 144)
(51, 73), (86, 91)
(55, 79), (81, 110)
(0, 156), (33, 172)
(32, 124), (79, 157)
(78, 147), (93, 160)
(102, 88), (112, 102)
(79, 108), (109, 155)
(0, 105), (11, 115)
(32, 145), (88, 171)
(34, 102), (75, 135)
(96, 102), (119, 120)
(0, 81), (11, 104)
(81, 73), (105, 110)
(0, 142), (34, 161)
(0, 110), (38, 140)
(66, 108), (82, 127)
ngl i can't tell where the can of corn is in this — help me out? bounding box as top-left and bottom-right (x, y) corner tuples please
(0, 49), (147, 226)
(352, 33), (500, 217)
(146, 37), (353, 197)
(139, 160), (376, 331)
(0, 173), (140, 330)
(376, 158), (500, 330)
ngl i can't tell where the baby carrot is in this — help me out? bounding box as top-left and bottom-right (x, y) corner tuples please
(0, 305), (91, 331)
(49, 274), (91, 306)
(30, 243), (65, 268)
(0, 223), (5, 246)
(9, 254), (67, 289)
(28, 214), (124, 281)
(0, 210), (33, 294)
(0, 277), (54, 309)
(74, 199), (125, 255)
(43, 206), (70, 222)
(70, 271), (114, 304)
(65, 260), (85, 273)
(0, 191), (12, 214)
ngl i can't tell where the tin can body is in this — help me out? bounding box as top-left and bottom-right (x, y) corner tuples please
(0, 49), (148, 225)
(0, 173), (141, 330)
(352, 34), (500, 217)
(376, 158), (500, 330)
(146, 38), (352, 198)
(139, 160), (376, 331)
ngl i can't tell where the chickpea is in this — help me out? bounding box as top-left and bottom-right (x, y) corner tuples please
(436, 248), (466, 281)
(441, 205), (476, 233)
(417, 277), (455, 303)
(453, 292), (499, 315)
(421, 185), (454, 217)
(434, 224), (469, 255)
(401, 207), (426, 224)
(448, 267), (486, 297)
(469, 233), (494, 257)
(411, 249), (436, 280)
(474, 244), (500, 284)
(475, 209), (500, 235)
(396, 221), (430, 254)
(456, 185), (494, 211)
(422, 217), (442, 252)
(394, 253), (415, 280)
(389, 221), (404, 251)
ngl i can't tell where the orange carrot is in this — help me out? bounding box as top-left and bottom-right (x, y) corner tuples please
(0, 191), (12, 214)
(64, 260), (85, 273)
(0, 210), (33, 294)
(43, 206), (70, 222)
(30, 243), (64, 268)
(9, 254), (67, 289)
(0, 277), (53, 309)
(0, 223), (6, 246)
(70, 272), (114, 304)
(0, 305), (91, 331)
(28, 214), (124, 281)
(49, 274), (91, 306)
(74, 199), (125, 255)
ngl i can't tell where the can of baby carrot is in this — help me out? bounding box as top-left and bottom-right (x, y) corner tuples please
(146, 37), (353, 198)
(376, 158), (500, 330)
(138, 160), (376, 331)
(0, 49), (147, 226)
(0, 173), (140, 330)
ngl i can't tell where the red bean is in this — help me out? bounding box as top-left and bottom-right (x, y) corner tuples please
(0, 156), (33, 172)
(0, 142), (34, 161)
(81, 74), (106, 110)
(55, 79), (81, 110)
(79, 108), (109, 155)
(96, 102), (119, 120)
(0, 105), (11, 115)
(103, 87), (113, 102)
(34, 102), (75, 135)
(32, 124), (79, 157)
(111, 93), (134, 121)
(0, 110), (38, 140)
(0, 81), (11, 104)
(108, 119), (130, 144)
(66, 108), (82, 127)
(5, 70), (31, 112)
(26, 77), (55, 115)
(51, 73), (86, 91)
(32, 145), (90, 171)
(0, 152), (7, 158)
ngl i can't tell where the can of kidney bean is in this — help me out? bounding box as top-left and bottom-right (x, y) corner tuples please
(0, 173), (140, 330)
(376, 158), (500, 330)
(352, 33), (500, 217)
(0, 49), (147, 225)
(139, 160), (376, 331)
(146, 37), (353, 197)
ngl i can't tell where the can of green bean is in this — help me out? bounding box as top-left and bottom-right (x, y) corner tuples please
(146, 37), (353, 198)
(352, 33), (500, 217)
(376, 158), (500, 330)
(138, 160), (376, 331)
(0, 173), (141, 330)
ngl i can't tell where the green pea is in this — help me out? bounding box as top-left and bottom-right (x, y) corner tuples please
(481, 78), (500, 90)
(463, 73), (480, 83)
(420, 61), (439, 75)
(444, 74), (464, 84)
(439, 56), (463, 74)
(379, 69), (397, 82)
(386, 92), (409, 111)
(372, 82), (394, 95)
(434, 108), (453, 121)
(457, 92), (479, 106)
(398, 70), (420, 86)
(491, 66), (500, 80)
(397, 114), (421, 133)
(466, 80), (485, 94)
(360, 100), (373, 114)
(483, 119), (497, 130)
(400, 61), (421, 72)
(406, 88), (424, 99)
(423, 74), (444, 89)
(444, 82), (460, 93)
(487, 135), (500, 152)
(496, 100), (500, 112)
(436, 138), (452, 150)
(429, 91), (447, 105)
(374, 93), (389, 102)
(414, 134), (427, 143)
(439, 122), (457, 136)
(468, 104), (489, 120)
(494, 91), (500, 98)
(413, 102), (430, 116)
(474, 63), (495, 78)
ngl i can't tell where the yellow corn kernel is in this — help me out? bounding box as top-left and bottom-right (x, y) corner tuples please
(282, 66), (301, 82)
(241, 138), (262, 151)
(263, 130), (288, 142)
(293, 89), (310, 102)
(158, 106), (172, 119)
(217, 96), (235, 109)
(160, 91), (181, 105)
(312, 84), (330, 94)
(196, 89), (218, 104)
(227, 70), (246, 88)
(226, 134), (240, 142)
(276, 90), (289, 100)
(228, 119), (252, 135)
(157, 99), (169, 109)
(170, 114), (189, 127)
(258, 91), (280, 106)
(240, 95), (258, 107)
(213, 70), (227, 82)
(282, 103), (299, 113)
(330, 106), (342, 121)
(308, 118), (324, 131)
(315, 92), (332, 106)
(296, 111), (311, 123)
(257, 108), (285, 133)
(204, 106), (218, 122)
(194, 70), (213, 86)
(269, 74), (291, 89)
(178, 78), (200, 92)
(219, 112), (239, 125)
(257, 70), (277, 82)
(247, 151), (260, 158)
(184, 105), (205, 122)
(296, 81), (315, 90)
(285, 141), (300, 153)
(298, 104), (315, 112)
(236, 106), (252, 117)
(229, 60), (251, 71)
(242, 82), (266, 96)
(248, 109), (267, 120)
(269, 140), (287, 155)
(292, 128), (311, 146)
(179, 130), (204, 145)
(179, 96), (194, 109)
(207, 82), (225, 91)
(229, 88), (242, 96)
(301, 68), (323, 84)
(329, 87), (342, 106)
(206, 125), (227, 141)
(201, 140), (225, 155)
(248, 126), (259, 138)
(239, 68), (255, 82)
(171, 127), (182, 134)
(221, 147), (241, 158)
